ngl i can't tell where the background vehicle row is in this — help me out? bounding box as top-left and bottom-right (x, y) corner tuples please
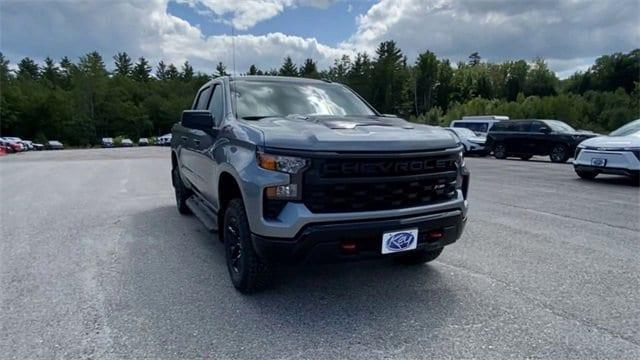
(486, 119), (596, 163)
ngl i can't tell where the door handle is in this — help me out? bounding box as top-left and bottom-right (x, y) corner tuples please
(181, 136), (188, 142)
(193, 139), (200, 147)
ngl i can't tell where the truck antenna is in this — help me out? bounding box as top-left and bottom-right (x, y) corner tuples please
(231, 24), (238, 119)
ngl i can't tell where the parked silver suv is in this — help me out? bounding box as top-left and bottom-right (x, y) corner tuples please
(574, 119), (640, 182)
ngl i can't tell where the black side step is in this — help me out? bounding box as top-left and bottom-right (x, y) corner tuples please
(186, 195), (218, 232)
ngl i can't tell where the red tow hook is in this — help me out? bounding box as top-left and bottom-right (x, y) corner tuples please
(340, 242), (357, 254)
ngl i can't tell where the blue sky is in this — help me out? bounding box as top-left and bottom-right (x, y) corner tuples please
(167, 1), (365, 47)
(1, 0), (638, 78)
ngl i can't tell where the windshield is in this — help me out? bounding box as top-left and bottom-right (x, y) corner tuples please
(231, 80), (376, 119)
(543, 120), (575, 133)
(609, 119), (640, 137)
(449, 127), (477, 138)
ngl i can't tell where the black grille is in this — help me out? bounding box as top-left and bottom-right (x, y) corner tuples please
(302, 153), (459, 213)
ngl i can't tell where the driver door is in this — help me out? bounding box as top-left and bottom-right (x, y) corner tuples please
(180, 85), (212, 189)
(192, 82), (224, 205)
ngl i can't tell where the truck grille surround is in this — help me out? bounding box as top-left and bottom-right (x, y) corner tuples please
(301, 151), (460, 213)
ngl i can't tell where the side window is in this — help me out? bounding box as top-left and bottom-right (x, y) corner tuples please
(501, 122), (515, 132)
(194, 86), (212, 110)
(514, 122), (531, 132)
(209, 85), (224, 125)
(530, 121), (544, 132)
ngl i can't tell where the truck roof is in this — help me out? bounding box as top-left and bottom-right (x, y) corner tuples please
(227, 75), (330, 84)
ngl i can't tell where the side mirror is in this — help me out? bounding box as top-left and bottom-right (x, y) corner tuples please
(540, 126), (551, 134)
(182, 110), (214, 131)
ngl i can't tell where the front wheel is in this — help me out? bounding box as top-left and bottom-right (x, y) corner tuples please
(223, 198), (271, 294)
(550, 144), (569, 163)
(172, 166), (192, 215)
(394, 247), (444, 265)
(493, 143), (507, 159)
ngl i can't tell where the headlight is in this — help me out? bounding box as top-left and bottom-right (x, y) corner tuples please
(258, 152), (308, 174)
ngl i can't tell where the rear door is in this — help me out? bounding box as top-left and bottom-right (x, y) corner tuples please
(512, 121), (533, 155)
(529, 120), (550, 155)
(498, 122), (519, 154)
(180, 85), (213, 187)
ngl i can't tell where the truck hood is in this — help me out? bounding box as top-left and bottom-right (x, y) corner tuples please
(245, 115), (458, 152)
(580, 134), (640, 149)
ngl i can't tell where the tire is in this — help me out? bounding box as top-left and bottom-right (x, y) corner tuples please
(550, 144), (569, 163)
(394, 247), (444, 265)
(223, 198), (271, 294)
(576, 169), (597, 180)
(493, 143), (507, 159)
(172, 166), (192, 215)
(520, 155), (532, 161)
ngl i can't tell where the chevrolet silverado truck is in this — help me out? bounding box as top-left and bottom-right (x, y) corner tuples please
(171, 76), (469, 293)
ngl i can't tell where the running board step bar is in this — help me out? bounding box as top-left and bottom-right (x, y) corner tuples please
(186, 195), (218, 232)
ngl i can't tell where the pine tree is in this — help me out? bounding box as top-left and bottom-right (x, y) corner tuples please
(299, 58), (319, 78)
(215, 62), (228, 77)
(468, 52), (481, 66)
(17, 57), (40, 80)
(248, 64), (258, 75)
(113, 52), (133, 77)
(41, 57), (60, 86)
(279, 56), (298, 77)
(371, 41), (408, 114)
(132, 57), (151, 82)
(156, 61), (167, 80)
(328, 55), (351, 82)
(181, 61), (194, 81)
(0, 52), (10, 82)
(166, 63), (179, 80)
(415, 50), (439, 113)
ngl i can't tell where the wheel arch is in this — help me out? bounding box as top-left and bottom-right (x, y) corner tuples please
(217, 171), (244, 239)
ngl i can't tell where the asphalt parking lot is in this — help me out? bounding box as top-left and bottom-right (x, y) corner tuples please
(1, 147), (639, 359)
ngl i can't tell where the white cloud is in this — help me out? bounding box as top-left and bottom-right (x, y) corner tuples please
(0, 0), (349, 74)
(1, 0), (637, 78)
(176, 0), (336, 30)
(343, 0), (640, 76)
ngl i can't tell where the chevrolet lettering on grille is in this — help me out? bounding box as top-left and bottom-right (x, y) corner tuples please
(322, 159), (453, 177)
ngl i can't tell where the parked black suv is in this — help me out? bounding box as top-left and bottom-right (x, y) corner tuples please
(486, 119), (596, 163)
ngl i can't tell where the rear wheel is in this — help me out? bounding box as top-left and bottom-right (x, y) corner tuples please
(576, 169), (598, 180)
(550, 144), (569, 163)
(395, 247), (444, 265)
(172, 166), (192, 215)
(223, 198), (271, 294)
(493, 143), (507, 159)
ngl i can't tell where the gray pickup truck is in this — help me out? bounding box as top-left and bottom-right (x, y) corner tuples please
(171, 76), (469, 293)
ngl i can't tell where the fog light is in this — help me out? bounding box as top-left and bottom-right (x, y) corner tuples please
(265, 184), (298, 199)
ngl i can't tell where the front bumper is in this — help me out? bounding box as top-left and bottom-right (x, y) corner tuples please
(573, 148), (640, 176)
(252, 209), (466, 264)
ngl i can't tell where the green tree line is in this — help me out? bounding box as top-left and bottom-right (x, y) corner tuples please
(1, 43), (638, 146)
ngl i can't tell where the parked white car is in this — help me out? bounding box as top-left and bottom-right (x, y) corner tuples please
(157, 133), (172, 146)
(573, 119), (640, 182)
(445, 127), (487, 155)
(450, 115), (508, 136)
